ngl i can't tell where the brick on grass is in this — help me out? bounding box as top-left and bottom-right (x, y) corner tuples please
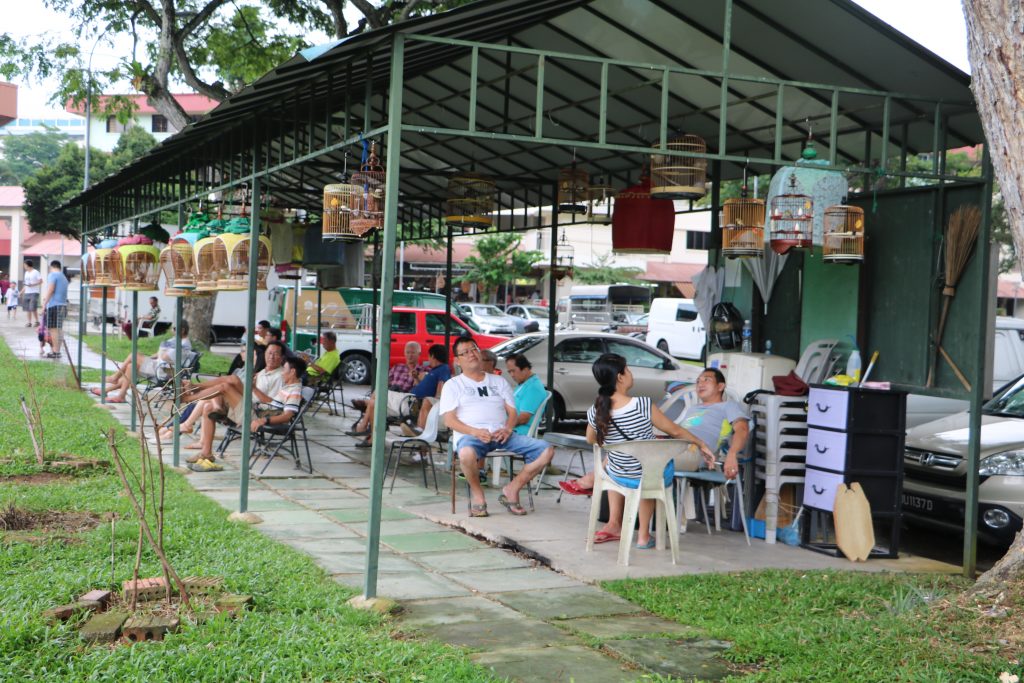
(122, 577), (167, 602)
(181, 576), (223, 595)
(80, 611), (129, 643)
(122, 615), (179, 643)
(214, 594), (253, 616)
(79, 589), (112, 607)
(43, 600), (102, 623)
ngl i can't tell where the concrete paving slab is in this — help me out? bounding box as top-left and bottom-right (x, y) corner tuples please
(558, 614), (698, 640)
(398, 596), (526, 627)
(283, 537), (366, 554)
(413, 549), (536, 573)
(449, 567), (581, 594)
(251, 509), (330, 525)
(259, 477), (342, 490)
(382, 490), (449, 507)
(287, 496), (370, 511)
(604, 637), (732, 681)
(346, 519), (453, 536)
(471, 645), (637, 683)
(322, 507), (416, 523)
(314, 552), (422, 574)
(492, 586), (643, 621)
(332, 571), (471, 600)
(258, 522), (357, 540)
(381, 531), (490, 554)
(234, 499), (306, 512)
(343, 476), (415, 489)
(416, 617), (578, 651)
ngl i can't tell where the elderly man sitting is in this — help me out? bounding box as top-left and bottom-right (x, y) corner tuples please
(441, 337), (554, 517)
(92, 320), (191, 403)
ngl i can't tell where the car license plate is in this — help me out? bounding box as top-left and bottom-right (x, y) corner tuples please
(901, 493), (935, 512)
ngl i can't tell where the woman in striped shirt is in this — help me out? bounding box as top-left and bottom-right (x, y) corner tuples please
(587, 353), (715, 548)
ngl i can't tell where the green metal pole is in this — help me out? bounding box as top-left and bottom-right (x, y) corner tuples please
(173, 296), (183, 468)
(77, 226), (86, 382)
(292, 277), (299, 349)
(718, 0), (732, 155)
(239, 153), (264, 513)
(546, 182), (558, 394)
(364, 33), (405, 601)
(963, 147), (995, 577)
(130, 290), (138, 430)
(100, 287), (108, 403)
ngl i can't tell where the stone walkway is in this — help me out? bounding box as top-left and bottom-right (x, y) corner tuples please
(2, 314), (958, 681)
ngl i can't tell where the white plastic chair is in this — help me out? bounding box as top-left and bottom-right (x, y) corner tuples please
(585, 439), (683, 566)
(385, 402), (441, 492)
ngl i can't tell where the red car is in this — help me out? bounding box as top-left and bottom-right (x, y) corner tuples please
(388, 307), (507, 368)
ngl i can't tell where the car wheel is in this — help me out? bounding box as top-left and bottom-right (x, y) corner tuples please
(344, 353), (371, 384)
(656, 339), (670, 354)
(547, 392), (567, 431)
(208, 329), (218, 346)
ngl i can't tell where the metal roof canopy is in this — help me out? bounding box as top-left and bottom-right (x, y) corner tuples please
(72, 0), (981, 236)
(67, 0), (993, 587)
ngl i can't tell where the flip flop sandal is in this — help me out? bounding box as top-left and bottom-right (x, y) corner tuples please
(636, 537), (657, 550)
(468, 503), (489, 518)
(593, 530), (621, 544)
(497, 494), (528, 516)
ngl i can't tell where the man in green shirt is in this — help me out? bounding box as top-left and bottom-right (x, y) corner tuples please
(306, 331), (341, 383)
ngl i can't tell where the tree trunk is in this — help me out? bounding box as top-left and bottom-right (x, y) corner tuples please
(183, 294), (218, 349)
(963, 0), (1024, 587)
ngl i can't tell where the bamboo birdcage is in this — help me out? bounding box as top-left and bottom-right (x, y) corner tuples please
(557, 166), (590, 214)
(217, 232), (272, 289)
(114, 244), (161, 291)
(769, 175), (814, 254)
(323, 183), (357, 239)
(193, 236), (223, 291)
(164, 233), (201, 290)
(349, 142), (385, 236)
(822, 204), (865, 264)
(587, 179), (616, 225)
(91, 240), (119, 287)
(722, 197), (766, 258)
(445, 172), (495, 228)
(650, 134), (707, 199)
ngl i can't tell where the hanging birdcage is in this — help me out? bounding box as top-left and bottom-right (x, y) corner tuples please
(722, 196), (766, 258)
(822, 204), (865, 264)
(445, 172), (495, 228)
(193, 236), (224, 291)
(164, 232), (202, 290)
(217, 232), (272, 289)
(769, 175), (813, 254)
(552, 232), (575, 280)
(650, 134), (707, 199)
(114, 242), (161, 291)
(587, 179), (616, 225)
(558, 166), (590, 214)
(91, 239), (119, 287)
(349, 142), (385, 236)
(322, 183), (357, 239)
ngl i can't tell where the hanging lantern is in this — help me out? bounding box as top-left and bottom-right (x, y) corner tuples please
(558, 166), (590, 214)
(822, 204), (865, 264)
(113, 237), (160, 291)
(611, 175), (675, 253)
(650, 134), (707, 199)
(769, 175), (814, 255)
(445, 172), (495, 228)
(722, 194), (766, 259)
(91, 239), (120, 287)
(587, 179), (617, 225)
(322, 183), (358, 240)
(349, 141), (385, 236)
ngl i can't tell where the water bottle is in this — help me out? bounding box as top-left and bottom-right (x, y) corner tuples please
(764, 339), (773, 356)
(741, 320), (752, 353)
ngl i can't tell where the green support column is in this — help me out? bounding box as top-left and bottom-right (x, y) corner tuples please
(546, 183), (558, 393)
(364, 33), (405, 601)
(100, 287), (108, 403)
(173, 296), (183, 468)
(130, 290), (138, 430)
(77, 228), (86, 382)
(239, 174), (263, 513)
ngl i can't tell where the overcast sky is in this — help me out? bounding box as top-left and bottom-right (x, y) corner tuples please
(4, 0), (971, 117)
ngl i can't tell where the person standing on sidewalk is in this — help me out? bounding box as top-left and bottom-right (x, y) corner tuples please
(20, 259), (42, 328)
(41, 260), (69, 360)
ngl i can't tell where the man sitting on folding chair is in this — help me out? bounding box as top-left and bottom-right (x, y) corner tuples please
(304, 331), (341, 384)
(91, 320), (191, 403)
(184, 355), (306, 471)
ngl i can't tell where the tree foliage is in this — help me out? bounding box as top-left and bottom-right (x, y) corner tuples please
(22, 143), (108, 237)
(0, 128), (69, 185)
(572, 253), (644, 285)
(461, 233), (543, 303)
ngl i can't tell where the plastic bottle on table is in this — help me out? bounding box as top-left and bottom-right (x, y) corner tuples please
(741, 320), (752, 353)
(765, 339), (773, 355)
(846, 337), (862, 383)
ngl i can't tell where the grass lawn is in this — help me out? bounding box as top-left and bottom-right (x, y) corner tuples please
(606, 569), (1022, 681)
(81, 332), (232, 376)
(0, 341), (493, 682)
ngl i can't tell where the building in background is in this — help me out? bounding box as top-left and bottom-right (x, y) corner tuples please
(0, 83), (16, 127)
(64, 93), (218, 152)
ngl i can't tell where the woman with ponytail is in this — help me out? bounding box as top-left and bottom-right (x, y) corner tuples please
(586, 353), (715, 548)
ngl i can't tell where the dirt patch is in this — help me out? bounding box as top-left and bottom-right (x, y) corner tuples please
(0, 472), (73, 486)
(0, 504), (103, 543)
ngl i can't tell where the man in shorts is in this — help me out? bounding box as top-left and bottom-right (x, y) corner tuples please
(41, 260), (69, 359)
(20, 259), (42, 328)
(92, 321), (192, 402)
(440, 337), (554, 517)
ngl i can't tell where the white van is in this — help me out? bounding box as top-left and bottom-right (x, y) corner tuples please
(646, 297), (706, 360)
(905, 316), (1024, 427)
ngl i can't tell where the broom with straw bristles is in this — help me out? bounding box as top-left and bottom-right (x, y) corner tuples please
(926, 204), (982, 390)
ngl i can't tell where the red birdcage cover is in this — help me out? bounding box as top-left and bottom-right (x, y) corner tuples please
(611, 175), (675, 253)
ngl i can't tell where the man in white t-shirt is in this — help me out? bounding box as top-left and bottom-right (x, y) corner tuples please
(20, 259), (43, 328)
(440, 337), (553, 517)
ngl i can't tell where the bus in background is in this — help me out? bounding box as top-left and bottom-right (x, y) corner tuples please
(559, 284), (652, 331)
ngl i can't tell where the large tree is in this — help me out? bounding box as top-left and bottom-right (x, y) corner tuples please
(962, 1), (1024, 587)
(461, 233), (543, 304)
(0, 128), (69, 185)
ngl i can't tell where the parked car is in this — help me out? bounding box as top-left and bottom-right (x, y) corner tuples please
(603, 311), (648, 338)
(505, 304), (553, 332)
(645, 297), (706, 361)
(902, 372), (1024, 545)
(489, 332), (701, 423)
(458, 303), (518, 335)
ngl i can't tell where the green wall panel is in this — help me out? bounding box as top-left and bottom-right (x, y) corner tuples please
(799, 247), (860, 353)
